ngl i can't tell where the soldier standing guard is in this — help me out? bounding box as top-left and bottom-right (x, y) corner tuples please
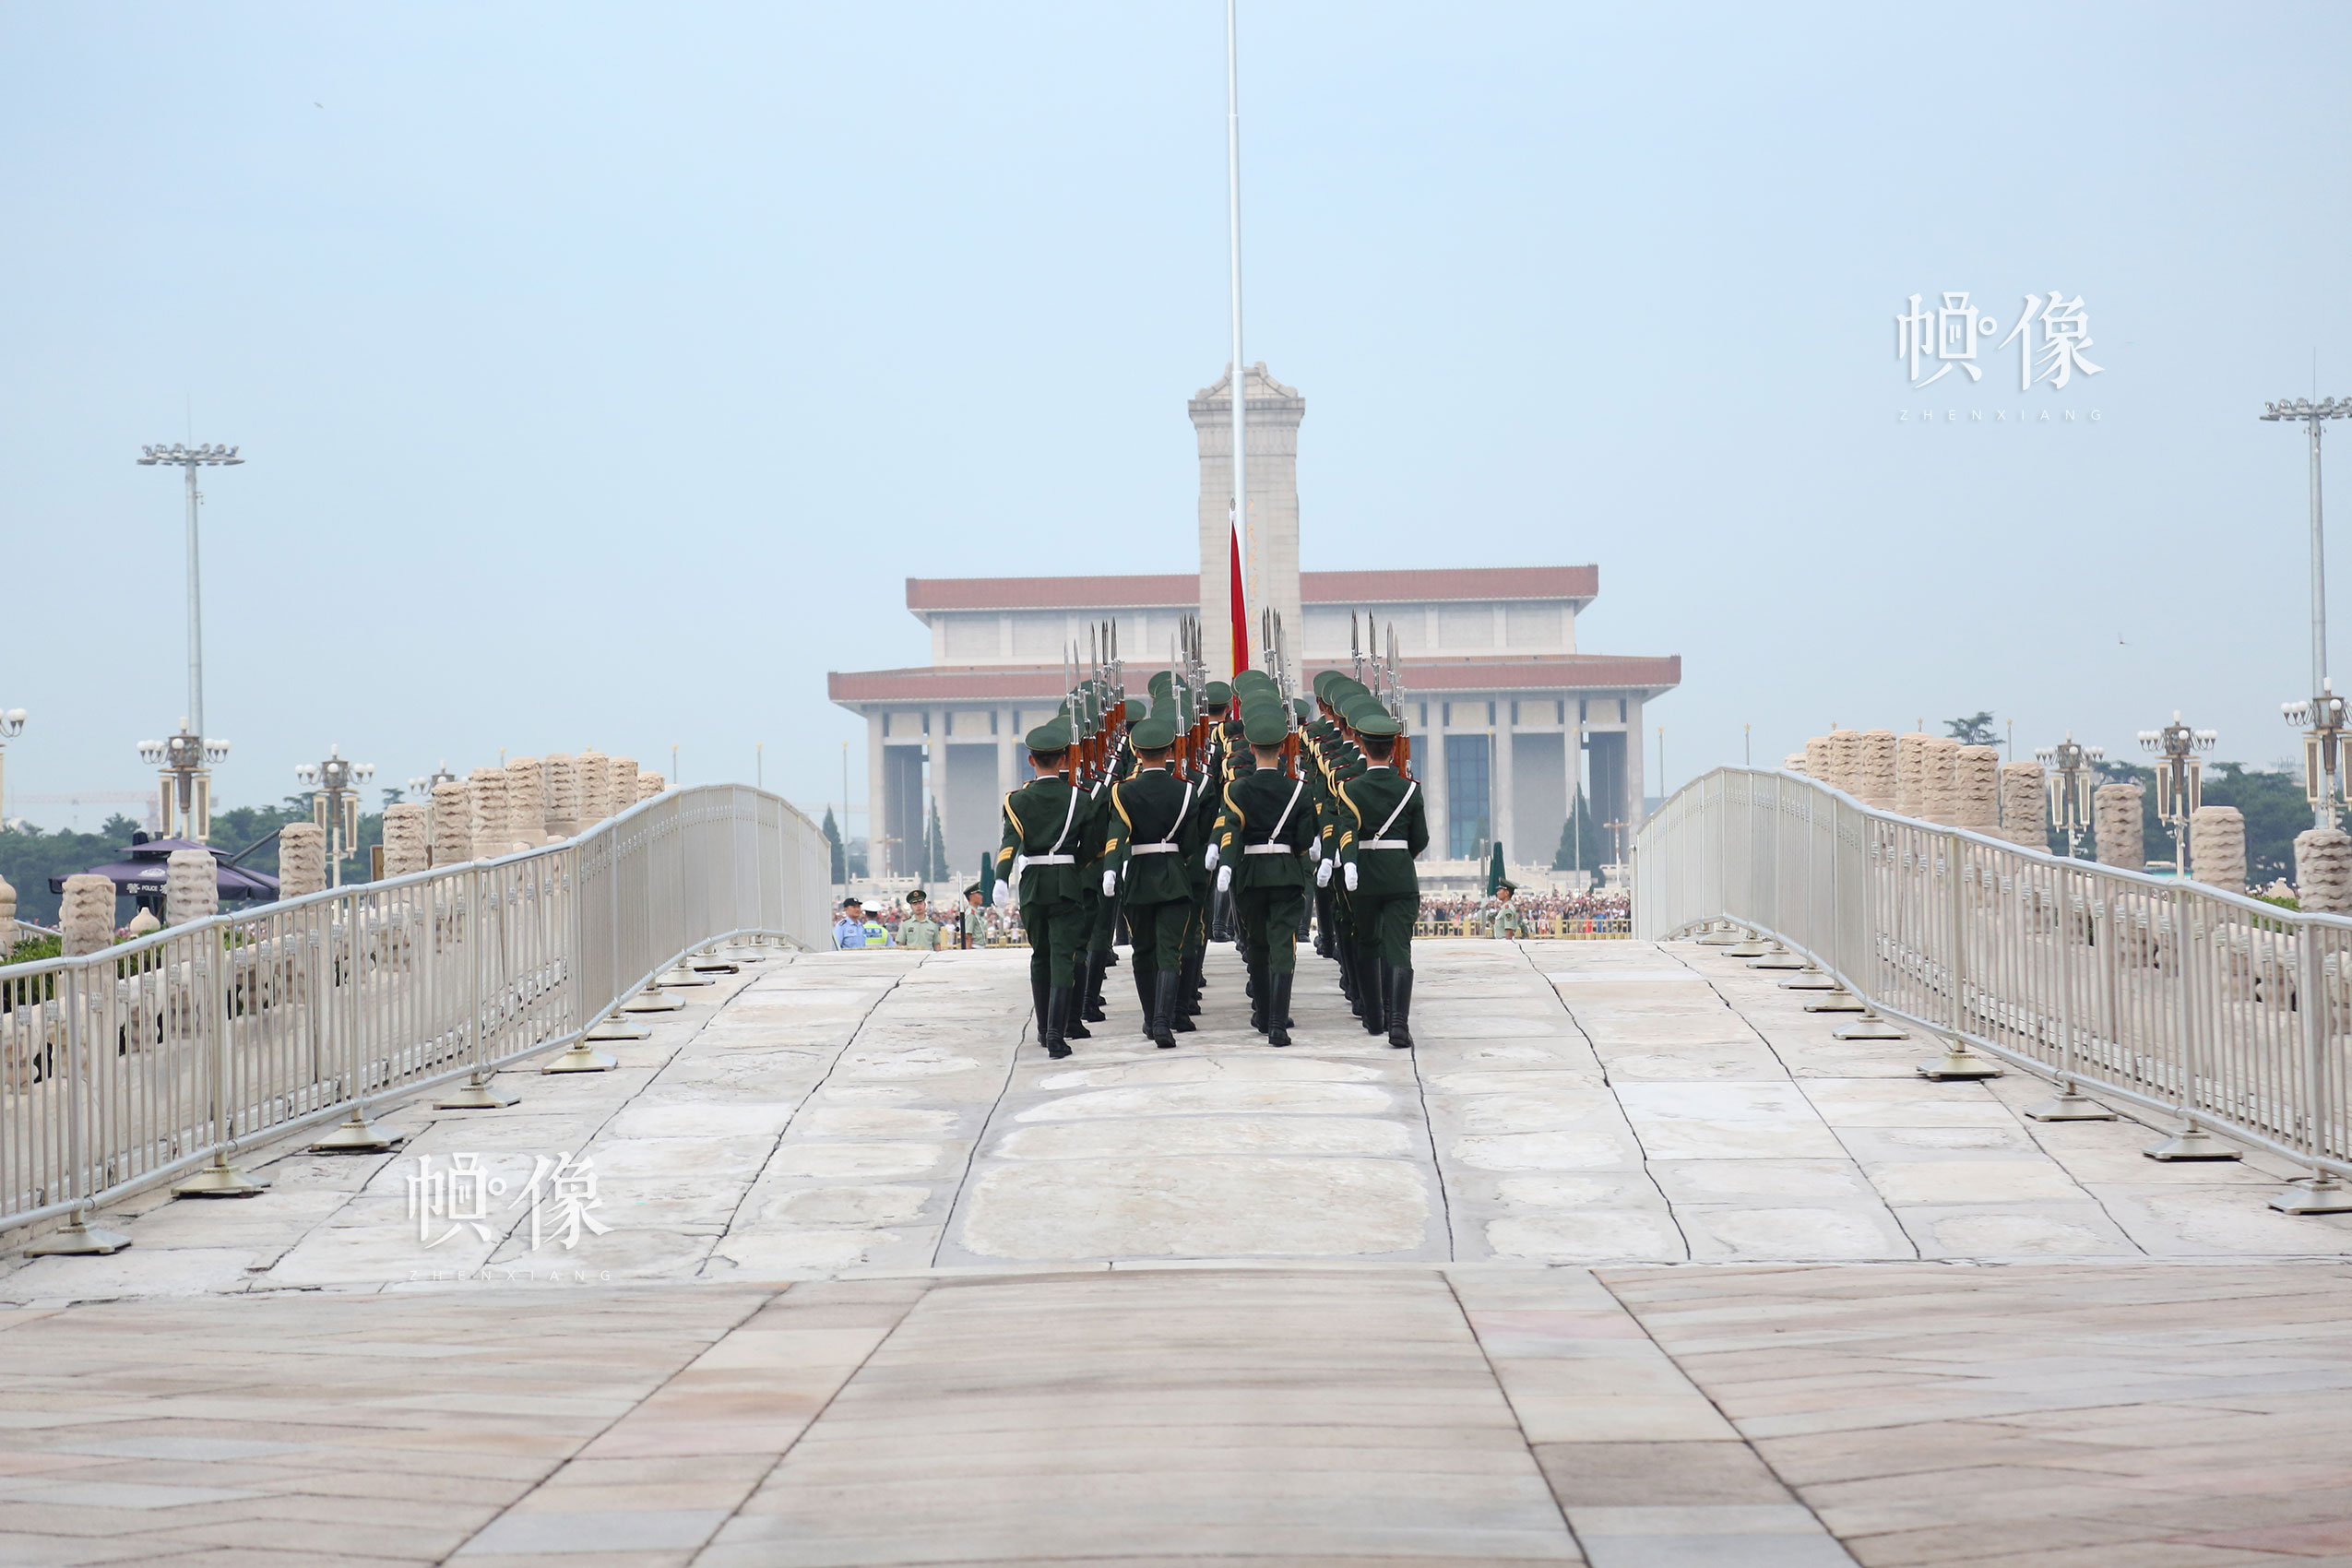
(1328, 709), (1427, 1048)
(1210, 697), (1315, 1047)
(992, 715), (1102, 1058)
(1488, 881), (1528, 940)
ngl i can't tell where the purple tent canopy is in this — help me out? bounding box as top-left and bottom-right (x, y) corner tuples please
(51, 837), (282, 903)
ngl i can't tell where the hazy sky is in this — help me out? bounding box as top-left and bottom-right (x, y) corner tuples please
(4, 4), (2348, 837)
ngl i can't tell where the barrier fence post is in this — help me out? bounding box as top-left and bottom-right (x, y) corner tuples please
(2270, 919), (2352, 1208)
(440, 863), (520, 1108)
(175, 921), (270, 1195)
(1920, 828), (2000, 1079)
(25, 965), (131, 1254)
(2030, 871), (2114, 1120)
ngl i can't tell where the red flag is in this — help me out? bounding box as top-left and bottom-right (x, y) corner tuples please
(1228, 521), (1251, 674)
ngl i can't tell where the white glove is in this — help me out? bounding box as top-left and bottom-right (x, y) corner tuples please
(1204, 843), (1219, 873)
(1216, 865), (1232, 893)
(1315, 860), (1333, 888)
(1011, 853), (1028, 884)
(992, 881), (1012, 909)
(1102, 868), (1118, 897)
(1308, 839), (1323, 863)
(1343, 862), (1359, 892)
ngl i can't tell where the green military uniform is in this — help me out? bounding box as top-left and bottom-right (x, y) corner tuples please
(993, 716), (1105, 1058)
(1102, 712), (1200, 1048)
(957, 885), (987, 949)
(1214, 702), (1314, 1047)
(1335, 709), (1428, 1049)
(898, 910), (944, 950)
(1488, 883), (1528, 941)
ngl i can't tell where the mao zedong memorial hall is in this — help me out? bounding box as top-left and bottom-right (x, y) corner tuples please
(831, 364), (1684, 884)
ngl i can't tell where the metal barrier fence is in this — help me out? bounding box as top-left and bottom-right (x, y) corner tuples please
(0, 784), (829, 1242)
(1636, 767), (2352, 1211)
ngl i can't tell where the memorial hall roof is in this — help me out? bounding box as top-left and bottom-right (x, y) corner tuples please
(904, 565), (1600, 616)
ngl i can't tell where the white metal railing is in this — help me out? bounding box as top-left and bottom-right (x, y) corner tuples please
(1637, 768), (2352, 1193)
(0, 784), (829, 1236)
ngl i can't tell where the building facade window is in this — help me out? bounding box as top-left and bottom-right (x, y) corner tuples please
(1444, 733), (1491, 859)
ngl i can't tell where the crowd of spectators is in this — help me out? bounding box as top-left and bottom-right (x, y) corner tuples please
(1414, 889), (1631, 938)
(834, 886), (1629, 947)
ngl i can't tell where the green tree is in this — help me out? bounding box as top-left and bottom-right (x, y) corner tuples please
(1945, 711), (1999, 746)
(1551, 788), (1613, 875)
(0, 814), (144, 925)
(821, 808), (847, 884)
(924, 801), (949, 882)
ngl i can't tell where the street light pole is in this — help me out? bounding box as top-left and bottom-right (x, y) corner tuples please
(2263, 397), (2349, 826)
(137, 444), (242, 754)
(297, 746), (374, 886)
(2137, 713), (2217, 877)
(2035, 732), (2105, 860)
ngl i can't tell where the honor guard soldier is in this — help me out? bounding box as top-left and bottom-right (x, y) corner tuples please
(992, 715), (1103, 1058)
(1209, 697), (1315, 1047)
(1488, 881), (1528, 940)
(1327, 708), (1427, 1048)
(1101, 707), (1200, 1048)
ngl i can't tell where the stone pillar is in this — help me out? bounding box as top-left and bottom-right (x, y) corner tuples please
(2190, 805), (2246, 895)
(1827, 729), (1859, 795)
(2297, 828), (2352, 914)
(1189, 362), (1304, 676)
(1492, 720), (1515, 866)
(60, 873), (115, 956)
(468, 767), (509, 861)
(165, 848), (218, 926)
(1802, 735), (1832, 780)
(505, 757), (545, 846)
(279, 824), (328, 897)
(1895, 732), (1930, 817)
(1998, 760), (2046, 849)
(1856, 730), (1898, 809)
(543, 754), (579, 838)
(430, 781), (472, 865)
(0, 871), (16, 955)
(577, 749), (612, 826)
(382, 802), (430, 876)
(609, 757), (639, 814)
(2094, 783), (2144, 871)
(1422, 718), (1449, 862)
(636, 771), (665, 800)
(1953, 744), (1999, 832)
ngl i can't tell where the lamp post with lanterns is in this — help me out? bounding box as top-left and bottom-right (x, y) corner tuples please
(296, 746), (374, 886)
(2263, 397), (2350, 827)
(2137, 714), (2217, 877)
(2034, 733), (2104, 860)
(139, 722), (230, 842)
(0, 707), (24, 830)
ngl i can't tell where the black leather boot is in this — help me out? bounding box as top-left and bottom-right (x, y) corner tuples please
(1040, 985), (1071, 1059)
(1134, 963), (1156, 1035)
(1150, 970), (1181, 1049)
(1248, 961), (1268, 1033)
(1387, 966), (1415, 1050)
(1267, 973), (1293, 1048)
(1062, 980), (1092, 1039)
(1083, 953), (1109, 1022)
(1361, 958), (1387, 1035)
(1030, 973), (1051, 1045)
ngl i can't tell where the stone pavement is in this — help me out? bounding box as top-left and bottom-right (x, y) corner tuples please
(0, 938), (2346, 1564)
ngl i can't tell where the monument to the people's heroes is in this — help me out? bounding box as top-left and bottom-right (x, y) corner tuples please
(828, 362), (1681, 880)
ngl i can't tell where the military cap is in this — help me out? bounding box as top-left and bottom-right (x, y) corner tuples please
(1147, 670), (1174, 698)
(1352, 710), (1402, 738)
(962, 883), (981, 897)
(1203, 680), (1231, 707)
(1131, 713), (1179, 750)
(1313, 670), (1341, 699)
(1025, 716), (1073, 752)
(1233, 669), (1276, 695)
(1123, 699), (1148, 725)
(1291, 696), (1313, 721)
(1494, 880), (1515, 895)
(1340, 695), (1385, 725)
(1242, 707), (1290, 747)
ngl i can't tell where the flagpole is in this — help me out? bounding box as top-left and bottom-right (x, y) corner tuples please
(1225, 0), (1249, 674)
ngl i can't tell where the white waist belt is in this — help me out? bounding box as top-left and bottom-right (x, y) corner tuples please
(1360, 839), (1410, 850)
(1242, 844), (1293, 856)
(1129, 844), (1180, 855)
(1027, 854), (1076, 866)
